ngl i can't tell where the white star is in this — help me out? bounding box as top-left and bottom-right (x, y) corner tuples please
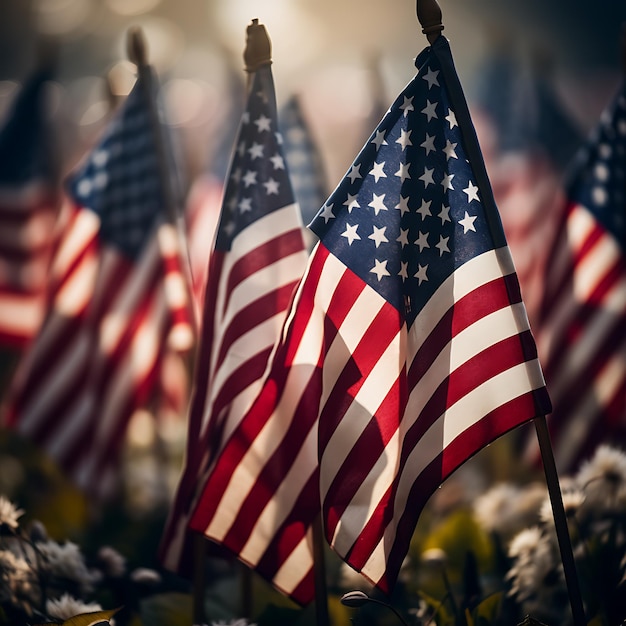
(231, 167), (242, 183)
(275, 131), (283, 145)
(414, 264), (428, 285)
(415, 231), (429, 252)
(248, 142), (264, 159)
(395, 162), (411, 182)
(254, 114), (272, 132)
(263, 178), (280, 194)
(421, 100), (438, 122)
(368, 193), (388, 215)
(347, 164), (362, 183)
(396, 228), (409, 247)
(400, 95), (414, 117)
(317, 204), (333, 223)
(436, 234), (450, 256)
(226, 195), (237, 212)
(441, 173), (455, 191)
(341, 223), (361, 245)
(370, 259), (390, 281)
(419, 167), (435, 187)
(92, 149), (108, 166)
(438, 204), (451, 224)
(446, 109), (458, 128)
(398, 261), (409, 281)
(371, 130), (388, 151)
(344, 194), (360, 212)
(77, 178), (92, 197)
(443, 140), (458, 160)
(420, 133), (436, 155)
(463, 182), (480, 203)
(396, 129), (412, 150)
(369, 225), (389, 248)
(237, 141), (246, 157)
(223, 220), (236, 237)
(270, 154), (285, 169)
(241, 111), (250, 124)
(238, 197), (252, 212)
(369, 161), (387, 182)
(422, 67), (440, 89)
(243, 170), (257, 187)
(459, 211), (477, 233)
(395, 196), (410, 216)
(417, 199), (432, 219)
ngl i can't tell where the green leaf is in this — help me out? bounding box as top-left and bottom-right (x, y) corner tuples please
(470, 592), (503, 626)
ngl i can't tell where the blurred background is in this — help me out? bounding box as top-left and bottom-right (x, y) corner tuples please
(1, 0), (625, 185)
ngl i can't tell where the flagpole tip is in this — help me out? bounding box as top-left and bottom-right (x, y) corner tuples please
(127, 26), (148, 68)
(244, 18), (272, 72)
(416, 0), (444, 44)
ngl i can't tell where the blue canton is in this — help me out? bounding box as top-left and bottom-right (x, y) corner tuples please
(216, 66), (297, 251)
(68, 72), (164, 260)
(0, 68), (53, 185)
(567, 84), (626, 247)
(309, 46), (494, 328)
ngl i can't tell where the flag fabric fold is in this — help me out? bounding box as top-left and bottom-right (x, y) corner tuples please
(3, 68), (194, 499)
(159, 62), (309, 575)
(527, 81), (626, 472)
(0, 68), (60, 349)
(186, 35), (551, 604)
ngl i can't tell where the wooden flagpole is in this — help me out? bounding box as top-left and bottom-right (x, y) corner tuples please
(414, 1), (586, 624)
(312, 513), (330, 626)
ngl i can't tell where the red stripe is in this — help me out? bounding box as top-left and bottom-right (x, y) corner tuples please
(222, 229), (305, 316)
(189, 248), (327, 532)
(214, 281), (300, 370)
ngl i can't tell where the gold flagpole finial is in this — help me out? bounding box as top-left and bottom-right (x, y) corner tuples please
(244, 18), (272, 72)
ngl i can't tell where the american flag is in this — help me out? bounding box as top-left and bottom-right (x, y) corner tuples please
(159, 62), (308, 573)
(187, 35), (551, 603)
(0, 68), (60, 349)
(279, 94), (328, 250)
(527, 82), (626, 472)
(3, 69), (194, 498)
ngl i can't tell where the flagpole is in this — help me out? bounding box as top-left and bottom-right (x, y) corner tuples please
(127, 27), (197, 329)
(414, 1), (586, 624)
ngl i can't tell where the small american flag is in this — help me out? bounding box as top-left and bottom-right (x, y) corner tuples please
(187, 35), (551, 603)
(159, 62), (308, 573)
(3, 69), (194, 499)
(528, 82), (626, 472)
(0, 68), (60, 349)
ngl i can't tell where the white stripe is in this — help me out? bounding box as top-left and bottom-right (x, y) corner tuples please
(0, 294), (45, 337)
(555, 348), (626, 469)
(272, 532), (314, 595)
(203, 253), (333, 541)
(411, 247), (517, 354)
(18, 331), (91, 434)
(240, 425), (317, 565)
(361, 359), (545, 583)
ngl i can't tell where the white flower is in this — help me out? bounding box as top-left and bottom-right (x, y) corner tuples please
(506, 527), (561, 603)
(473, 482), (546, 537)
(38, 540), (98, 595)
(576, 445), (626, 516)
(46, 592), (102, 621)
(0, 496), (24, 530)
(130, 567), (161, 584)
(98, 545), (126, 577)
(539, 488), (585, 525)
(0, 548), (37, 609)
